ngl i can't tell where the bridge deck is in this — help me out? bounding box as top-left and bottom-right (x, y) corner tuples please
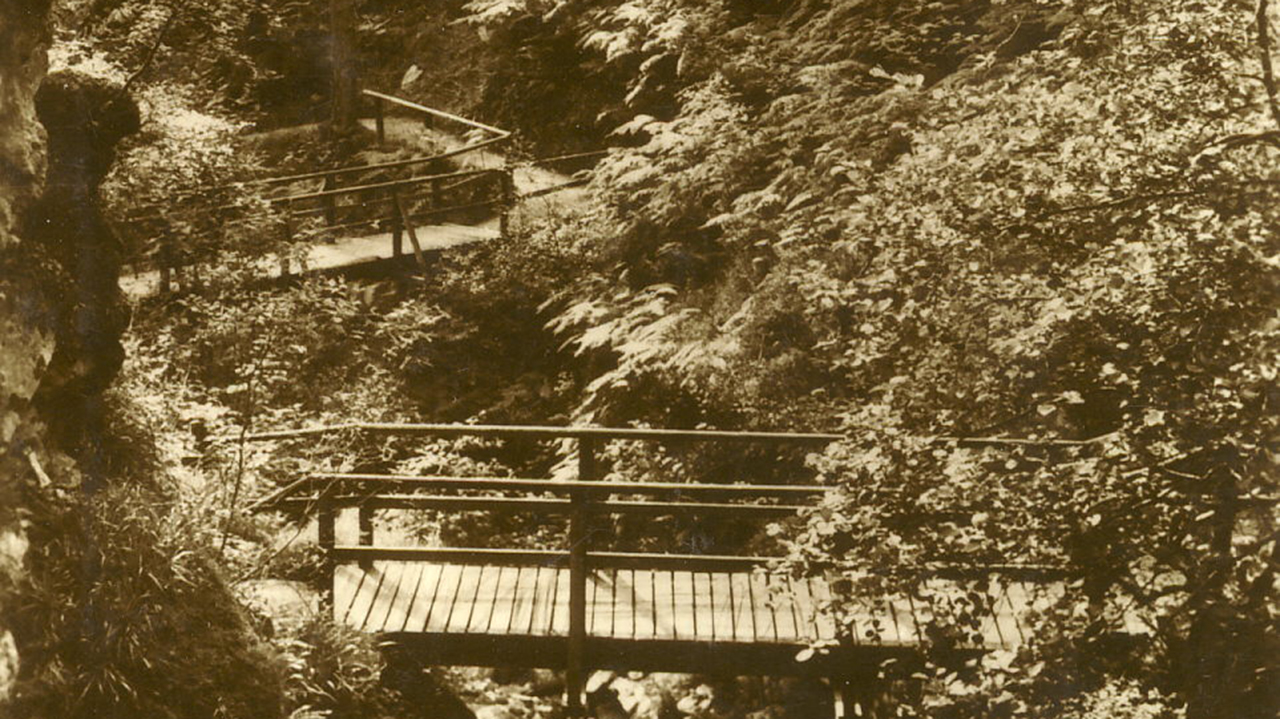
(335, 561), (1044, 652)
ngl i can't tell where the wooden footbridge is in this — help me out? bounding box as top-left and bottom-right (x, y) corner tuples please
(248, 423), (1067, 718)
(120, 91), (595, 296)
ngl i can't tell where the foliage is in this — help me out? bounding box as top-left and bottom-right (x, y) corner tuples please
(274, 617), (396, 719)
(469, 0), (1280, 717)
(11, 456), (285, 719)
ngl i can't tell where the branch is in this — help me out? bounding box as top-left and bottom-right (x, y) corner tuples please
(1258, 0), (1280, 129)
(1199, 129), (1280, 153)
(123, 4), (182, 93)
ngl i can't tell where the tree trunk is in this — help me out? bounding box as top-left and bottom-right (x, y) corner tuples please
(329, 0), (360, 135)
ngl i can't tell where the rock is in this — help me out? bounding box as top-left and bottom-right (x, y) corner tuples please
(235, 579), (320, 628)
(0, 0), (51, 709)
(474, 706), (515, 719)
(401, 64), (424, 88)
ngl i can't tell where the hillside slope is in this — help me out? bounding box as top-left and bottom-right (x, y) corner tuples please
(463, 1), (1279, 717)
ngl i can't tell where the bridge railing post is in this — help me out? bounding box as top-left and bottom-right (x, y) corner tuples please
(566, 437), (595, 717)
(391, 184), (430, 279)
(499, 168), (515, 239)
(322, 173), (337, 227)
(317, 481), (337, 611)
(374, 97), (385, 144)
(158, 235), (173, 295)
(358, 501), (374, 571)
(390, 189), (404, 257)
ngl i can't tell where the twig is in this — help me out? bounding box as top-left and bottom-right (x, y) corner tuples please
(123, 4), (182, 93)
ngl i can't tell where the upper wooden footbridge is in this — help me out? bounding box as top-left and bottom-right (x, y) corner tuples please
(120, 90), (597, 296)
(247, 423), (1082, 719)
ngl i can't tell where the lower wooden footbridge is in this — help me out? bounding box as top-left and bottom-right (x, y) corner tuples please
(248, 424), (1069, 718)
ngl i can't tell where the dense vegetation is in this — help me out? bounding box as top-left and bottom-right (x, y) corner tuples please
(8, 1), (1275, 718)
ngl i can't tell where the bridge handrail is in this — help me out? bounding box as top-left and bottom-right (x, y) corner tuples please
(243, 421), (844, 443)
(364, 89), (511, 138)
(253, 419), (834, 711)
(125, 91), (512, 213)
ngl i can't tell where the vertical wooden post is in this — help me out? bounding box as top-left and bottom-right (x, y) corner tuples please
(158, 236), (172, 295)
(499, 168), (515, 238)
(322, 173), (337, 227)
(317, 482), (337, 611)
(374, 97), (385, 143)
(391, 186), (430, 279)
(566, 437), (595, 717)
(391, 190), (403, 257)
(281, 201), (295, 277)
(358, 502), (374, 571)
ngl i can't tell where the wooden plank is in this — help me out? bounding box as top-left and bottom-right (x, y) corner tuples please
(612, 569), (636, 640)
(1001, 580), (1030, 644)
(807, 576), (838, 641)
(749, 572), (777, 643)
(730, 573), (756, 642)
(403, 563), (445, 632)
(344, 562), (388, 629)
(528, 566), (559, 635)
(381, 562), (425, 633)
(633, 570), (657, 640)
(333, 564), (364, 624)
(506, 566), (538, 635)
(652, 570), (677, 640)
(692, 573), (715, 641)
(447, 566), (485, 633)
(425, 564), (465, 632)
(590, 569), (614, 637)
(905, 590), (934, 648)
(978, 577), (1011, 648)
(710, 572), (735, 642)
(878, 596), (909, 646)
(787, 575), (819, 643)
(364, 562), (407, 631)
(671, 571), (697, 640)
(469, 565), (506, 633)
(551, 567), (572, 635)
(767, 574), (799, 642)
(488, 566), (523, 634)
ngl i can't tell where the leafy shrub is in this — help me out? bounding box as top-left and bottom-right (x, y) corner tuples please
(276, 617), (397, 719)
(12, 480), (286, 719)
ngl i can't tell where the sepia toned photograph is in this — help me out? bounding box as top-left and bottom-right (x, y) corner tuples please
(0, 1), (1276, 718)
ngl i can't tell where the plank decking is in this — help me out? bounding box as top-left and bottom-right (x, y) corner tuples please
(335, 561), (1052, 651)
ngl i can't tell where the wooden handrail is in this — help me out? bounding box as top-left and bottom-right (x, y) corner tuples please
(273, 494), (811, 518)
(306, 473), (829, 499)
(329, 546), (776, 572)
(126, 167), (501, 224)
(258, 422), (835, 715)
(243, 422), (843, 443)
(363, 89), (511, 138)
(124, 90), (513, 216)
